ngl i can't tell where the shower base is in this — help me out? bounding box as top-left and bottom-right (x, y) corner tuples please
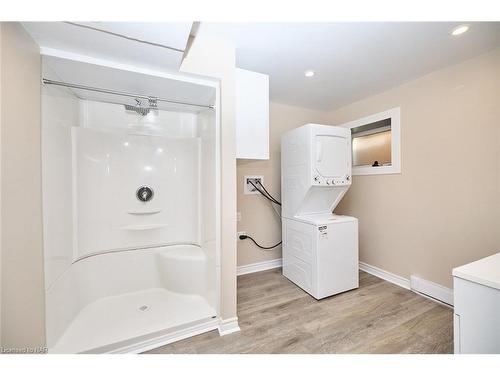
(51, 288), (216, 353)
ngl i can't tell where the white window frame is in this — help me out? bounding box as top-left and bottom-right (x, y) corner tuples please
(340, 107), (401, 176)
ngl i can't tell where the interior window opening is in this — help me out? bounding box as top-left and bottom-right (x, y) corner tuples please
(351, 118), (392, 168)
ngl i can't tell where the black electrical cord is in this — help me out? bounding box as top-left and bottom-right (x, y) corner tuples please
(239, 234), (282, 250)
(247, 180), (278, 204)
(242, 180), (282, 250)
(248, 180), (281, 206)
(256, 180), (282, 206)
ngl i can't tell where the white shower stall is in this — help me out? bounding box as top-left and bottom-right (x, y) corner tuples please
(41, 54), (220, 353)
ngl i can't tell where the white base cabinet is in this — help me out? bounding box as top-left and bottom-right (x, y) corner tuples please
(453, 253), (500, 354)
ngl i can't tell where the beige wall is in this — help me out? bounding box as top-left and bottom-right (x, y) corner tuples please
(0, 23), (46, 348)
(180, 34), (238, 320)
(237, 102), (328, 266)
(329, 49), (500, 288)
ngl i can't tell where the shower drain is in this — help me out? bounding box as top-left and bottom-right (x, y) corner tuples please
(138, 305), (150, 312)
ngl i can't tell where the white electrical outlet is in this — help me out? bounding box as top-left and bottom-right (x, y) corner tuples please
(244, 175), (264, 195)
(237, 231), (247, 240)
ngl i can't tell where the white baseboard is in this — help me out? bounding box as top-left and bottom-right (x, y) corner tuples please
(218, 317), (240, 336)
(237, 258), (282, 276)
(410, 275), (454, 306)
(359, 261), (453, 306)
(359, 261), (411, 290)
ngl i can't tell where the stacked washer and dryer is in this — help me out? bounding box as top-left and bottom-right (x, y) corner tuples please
(281, 124), (359, 299)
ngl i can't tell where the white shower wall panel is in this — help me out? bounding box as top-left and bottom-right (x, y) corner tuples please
(81, 100), (198, 138)
(41, 84), (80, 289)
(197, 109), (218, 307)
(198, 109), (216, 247)
(74, 127), (201, 260)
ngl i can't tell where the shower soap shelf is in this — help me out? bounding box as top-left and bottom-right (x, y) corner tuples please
(122, 224), (168, 231)
(127, 209), (162, 215)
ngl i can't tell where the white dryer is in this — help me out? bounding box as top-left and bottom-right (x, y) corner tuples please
(281, 124), (358, 299)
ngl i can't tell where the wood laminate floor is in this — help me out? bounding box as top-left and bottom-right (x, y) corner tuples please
(145, 269), (453, 354)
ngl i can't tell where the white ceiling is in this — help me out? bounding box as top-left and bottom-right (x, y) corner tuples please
(23, 22), (193, 71)
(199, 22), (500, 110)
(69, 22), (192, 50)
(23, 22), (500, 111)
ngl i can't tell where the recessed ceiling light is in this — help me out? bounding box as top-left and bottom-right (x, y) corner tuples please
(304, 70), (315, 77)
(451, 25), (469, 36)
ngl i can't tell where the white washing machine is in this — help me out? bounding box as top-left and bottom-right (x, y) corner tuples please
(281, 124), (358, 299)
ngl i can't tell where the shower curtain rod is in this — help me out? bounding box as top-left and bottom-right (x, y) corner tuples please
(42, 78), (214, 109)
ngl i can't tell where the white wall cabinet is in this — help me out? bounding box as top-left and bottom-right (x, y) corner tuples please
(235, 68), (269, 159)
(453, 253), (500, 354)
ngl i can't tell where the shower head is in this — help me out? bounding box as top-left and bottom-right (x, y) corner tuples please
(124, 104), (151, 116)
(124, 97), (158, 116)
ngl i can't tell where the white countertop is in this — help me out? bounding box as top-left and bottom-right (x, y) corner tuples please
(453, 252), (500, 290)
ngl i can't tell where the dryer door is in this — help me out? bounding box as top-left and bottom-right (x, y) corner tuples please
(314, 134), (350, 179)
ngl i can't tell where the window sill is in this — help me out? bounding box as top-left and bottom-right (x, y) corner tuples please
(352, 164), (401, 176)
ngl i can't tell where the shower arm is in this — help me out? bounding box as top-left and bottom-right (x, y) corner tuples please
(42, 78), (215, 110)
